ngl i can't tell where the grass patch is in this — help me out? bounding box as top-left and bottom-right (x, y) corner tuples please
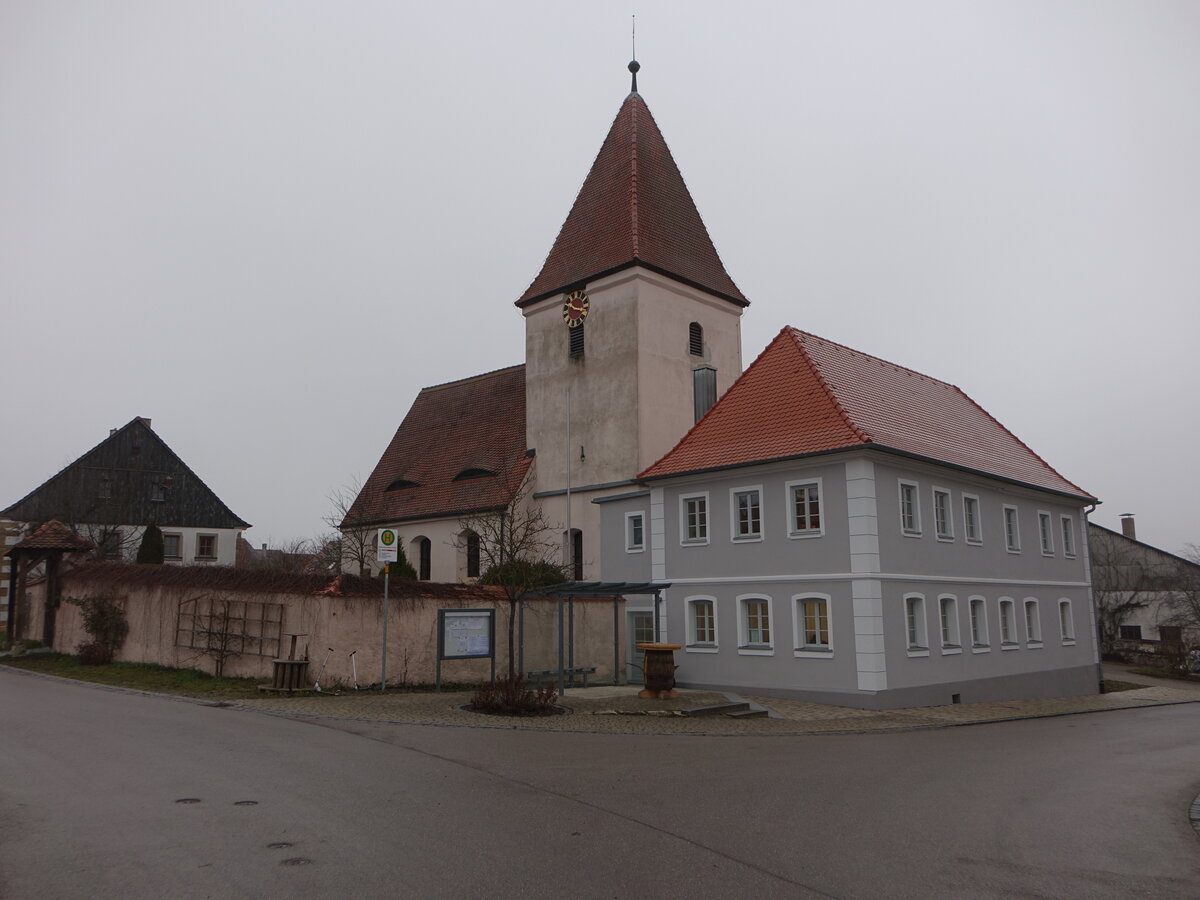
(1129, 666), (1200, 683)
(1100, 679), (1145, 693)
(0, 653), (263, 699)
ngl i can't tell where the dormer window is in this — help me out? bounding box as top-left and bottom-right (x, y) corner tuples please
(385, 478), (420, 491)
(689, 322), (704, 356)
(453, 468), (496, 482)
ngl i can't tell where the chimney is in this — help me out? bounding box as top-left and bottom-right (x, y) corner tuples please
(109, 428), (117, 437)
(136, 417), (152, 428)
(1120, 514), (1136, 540)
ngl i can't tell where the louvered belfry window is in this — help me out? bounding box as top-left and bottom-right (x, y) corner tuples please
(568, 321), (585, 357)
(689, 322), (704, 356)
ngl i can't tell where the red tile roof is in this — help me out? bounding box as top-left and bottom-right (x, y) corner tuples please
(640, 328), (1094, 500)
(7, 519), (95, 554)
(516, 92), (747, 308)
(345, 365), (532, 527)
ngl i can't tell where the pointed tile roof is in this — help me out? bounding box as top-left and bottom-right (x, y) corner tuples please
(640, 328), (1094, 500)
(6, 519), (94, 555)
(516, 90), (747, 308)
(346, 365), (533, 527)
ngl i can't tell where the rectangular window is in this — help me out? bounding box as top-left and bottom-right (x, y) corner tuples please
(689, 599), (716, 646)
(939, 596), (960, 648)
(969, 597), (988, 647)
(1038, 511), (1054, 556)
(963, 494), (982, 544)
(693, 366), (717, 423)
(681, 495), (709, 544)
(1119, 624), (1142, 641)
(899, 481), (921, 535)
(798, 597), (830, 649)
(1059, 600), (1075, 642)
(933, 488), (953, 540)
(626, 513), (645, 552)
(787, 480), (822, 536)
(731, 488), (762, 540)
(1060, 516), (1076, 558)
(98, 478), (112, 500)
(151, 483), (166, 502)
(196, 534), (217, 560)
(163, 533), (182, 559)
(999, 599), (1017, 645)
(742, 598), (771, 647)
(1024, 599), (1042, 643)
(905, 595), (927, 650)
(1003, 506), (1021, 552)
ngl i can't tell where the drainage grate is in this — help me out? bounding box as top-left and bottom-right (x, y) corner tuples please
(175, 798), (202, 804)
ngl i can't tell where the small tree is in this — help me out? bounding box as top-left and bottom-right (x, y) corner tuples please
(385, 541), (418, 580)
(136, 523), (165, 564)
(326, 477), (377, 577)
(70, 596), (130, 664)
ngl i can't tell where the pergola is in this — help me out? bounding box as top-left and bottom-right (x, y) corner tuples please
(521, 581), (671, 695)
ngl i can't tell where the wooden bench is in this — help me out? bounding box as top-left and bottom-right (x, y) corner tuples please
(525, 666), (597, 688)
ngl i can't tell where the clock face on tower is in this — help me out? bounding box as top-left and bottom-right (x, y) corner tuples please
(562, 290), (590, 328)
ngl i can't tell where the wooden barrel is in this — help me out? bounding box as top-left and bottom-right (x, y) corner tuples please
(642, 648), (677, 692)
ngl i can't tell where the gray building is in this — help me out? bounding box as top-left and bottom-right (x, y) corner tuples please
(598, 327), (1100, 709)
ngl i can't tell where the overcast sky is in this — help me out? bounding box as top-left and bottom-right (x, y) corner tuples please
(3, 1), (1197, 555)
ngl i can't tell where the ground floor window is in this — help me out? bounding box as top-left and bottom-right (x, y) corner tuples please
(740, 596), (772, 649)
(688, 598), (716, 646)
(796, 596), (830, 650)
(905, 594), (927, 650)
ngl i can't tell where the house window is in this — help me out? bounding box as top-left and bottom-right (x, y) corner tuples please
(739, 596), (772, 650)
(787, 480), (822, 536)
(466, 531), (480, 578)
(689, 321), (704, 356)
(688, 598), (716, 647)
(899, 481), (921, 535)
(1003, 506), (1021, 552)
(1119, 624), (1142, 640)
(1038, 511), (1054, 556)
(568, 321), (585, 357)
(151, 483), (166, 502)
(796, 596), (831, 651)
(1060, 516), (1076, 558)
(1024, 599), (1042, 644)
(731, 487), (762, 541)
(693, 366), (717, 423)
(626, 513), (645, 552)
(939, 595), (960, 649)
(571, 529), (583, 580)
(98, 477), (113, 500)
(999, 598), (1017, 645)
(933, 488), (953, 540)
(963, 494), (982, 544)
(416, 537), (431, 580)
(196, 534), (217, 560)
(100, 530), (123, 560)
(1059, 600), (1075, 642)
(163, 533), (182, 559)
(969, 596), (988, 648)
(681, 494), (709, 544)
(905, 594), (928, 651)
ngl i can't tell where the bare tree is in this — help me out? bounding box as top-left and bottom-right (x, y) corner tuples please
(454, 468), (566, 677)
(325, 477), (376, 577)
(1161, 544), (1200, 644)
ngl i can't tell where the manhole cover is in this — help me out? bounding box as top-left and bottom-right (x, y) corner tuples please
(234, 800), (258, 806)
(174, 798), (202, 804)
(267, 842), (293, 850)
(281, 858), (312, 866)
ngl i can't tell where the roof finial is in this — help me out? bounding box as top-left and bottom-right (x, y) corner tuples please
(629, 14), (640, 94)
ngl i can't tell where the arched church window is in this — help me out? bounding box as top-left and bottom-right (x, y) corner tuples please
(466, 531), (480, 578)
(689, 322), (704, 356)
(412, 536), (431, 581)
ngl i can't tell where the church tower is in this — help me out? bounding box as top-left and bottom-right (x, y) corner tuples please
(519, 62), (748, 577)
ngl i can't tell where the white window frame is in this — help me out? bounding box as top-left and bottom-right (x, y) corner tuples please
(680, 492), (710, 546)
(1024, 598), (1043, 646)
(792, 594), (833, 657)
(969, 595), (989, 652)
(1058, 599), (1076, 644)
(904, 593), (929, 656)
(939, 594), (961, 654)
(624, 511), (645, 553)
(196, 533), (218, 561)
(933, 487), (954, 541)
(729, 485), (764, 543)
(737, 594), (774, 655)
(962, 494), (982, 545)
(685, 596), (719, 652)
(1038, 510), (1054, 556)
(1060, 515), (1077, 559)
(785, 478), (824, 539)
(899, 481), (922, 536)
(999, 597), (1018, 648)
(1003, 505), (1021, 553)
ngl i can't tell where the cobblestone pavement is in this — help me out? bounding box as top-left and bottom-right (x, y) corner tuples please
(234, 664), (1200, 736)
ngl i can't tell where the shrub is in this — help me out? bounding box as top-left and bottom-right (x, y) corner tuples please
(70, 596), (129, 656)
(468, 675), (559, 716)
(76, 641), (114, 665)
(136, 524), (165, 564)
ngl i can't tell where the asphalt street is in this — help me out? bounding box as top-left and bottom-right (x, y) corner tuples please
(2, 669), (1198, 899)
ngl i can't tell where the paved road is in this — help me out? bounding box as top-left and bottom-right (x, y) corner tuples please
(2, 669), (1198, 899)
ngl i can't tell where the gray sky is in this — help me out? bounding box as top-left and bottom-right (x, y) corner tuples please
(3, 1), (1197, 554)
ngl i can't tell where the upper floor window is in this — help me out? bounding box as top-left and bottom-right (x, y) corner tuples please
(151, 483), (166, 502)
(98, 477), (113, 500)
(963, 494), (982, 544)
(788, 480), (822, 537)
(1060, 516), (1077, 558)
(899, 481), (921, 535)
(689, 322), (704, 356)
(625, 513), (645, 552)
(933, 488), (953, 540)
(693, 366), (717, 423)
(1003, 505), (1021, 552)
(731, 487), (762, 541)
(681, 494), (709, 544)
(568, 321), (585, 358)
(1038, 511), (1054, 556)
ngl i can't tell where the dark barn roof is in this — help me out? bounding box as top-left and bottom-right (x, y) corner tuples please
(1, 417), (250, 530)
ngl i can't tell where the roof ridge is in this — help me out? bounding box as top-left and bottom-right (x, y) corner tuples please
(786, 328), (873, 445)
(629, 96), (640, 258)
(421, 364), (525, 393)
(793, 329), (960, 392)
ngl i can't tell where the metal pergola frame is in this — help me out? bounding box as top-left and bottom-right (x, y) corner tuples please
(522, 581), (671, 696)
